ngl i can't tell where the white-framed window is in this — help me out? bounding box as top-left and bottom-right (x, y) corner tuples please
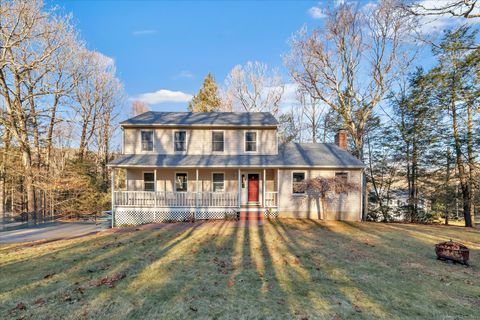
(174, 131), (187, 152)
(143, 171), (155, 191)
(212, 131), (224, 152)
(245, 131), (257, 152)
(212, 172), (225, 192)
(292, 172), (305, 195)
(141, 130), (154, 151)
(175, 172), (188, 192)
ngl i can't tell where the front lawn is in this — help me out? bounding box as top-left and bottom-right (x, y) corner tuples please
(1, 220), (479, 319)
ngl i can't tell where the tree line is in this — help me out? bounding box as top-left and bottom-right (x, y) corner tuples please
(1, 0), (478, 228)
(186, 1), (479, 227)
(0, 1), (124, 221)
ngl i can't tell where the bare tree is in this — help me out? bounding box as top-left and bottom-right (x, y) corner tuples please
(298, 176), (359, 220)
(286, 0), (415, 160)
(131, 100), (150, 116)
(0, 0), (76, 214)
(401, 0), (479, 19)
(224, 61), (284, 116)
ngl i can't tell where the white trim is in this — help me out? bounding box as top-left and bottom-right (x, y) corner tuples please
(111, 169), (115, 227)
(211, 171), (225, 192)
(142, 170), (156, 192)
(173, 130), (188, 153)
(211, 130), (225, 153)
(291, 171), (307, 196)
(237, 169), (241, 209)
(263, 169), (266, 207)
(174, 171), (188, 192)
(140, 129), (155, 153)
(244, 130), (258, 153)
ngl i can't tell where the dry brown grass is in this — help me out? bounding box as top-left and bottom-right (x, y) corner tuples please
(0, 220), (479, 319)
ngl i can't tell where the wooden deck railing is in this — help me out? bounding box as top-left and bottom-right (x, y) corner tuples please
(265, 192), (278, 208)
(114, 191), (239, 208)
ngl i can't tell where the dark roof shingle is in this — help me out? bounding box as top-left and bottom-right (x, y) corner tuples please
(120, 111), (278, 127)
(109, 143), (364, 168)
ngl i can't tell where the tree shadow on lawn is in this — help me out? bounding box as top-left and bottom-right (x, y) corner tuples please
(3, 219), (479, 319)
(0, 222), (203, 319)
(300, 220), (480, 318)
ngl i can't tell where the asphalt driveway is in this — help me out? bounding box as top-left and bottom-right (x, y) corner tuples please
(0, 222), (108, 243)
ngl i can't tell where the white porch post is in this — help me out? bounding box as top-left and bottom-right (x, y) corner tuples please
(195, 169), (199, 220)
(263, 168), (266, 208)
(237, 169), (241, 209)
(276, 168), (279, 207)
(111, 168), (115, 228)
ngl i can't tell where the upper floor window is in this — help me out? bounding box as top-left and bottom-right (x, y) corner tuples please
(212, 173), (225, 192)
(292, 172), (305, 194)
(141, 131), (153, 151)
(174, 131), (186, 152)
(212, 131), (224, 152)
(144, 172), (155, 191)
(245, 131), (257, 152)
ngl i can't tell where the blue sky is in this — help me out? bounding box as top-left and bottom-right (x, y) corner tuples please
(48, 0), (328, 112)
(47, 0), (477, 114)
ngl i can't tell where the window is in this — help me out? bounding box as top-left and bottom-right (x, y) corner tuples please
(212, 173), (225, 192)
(143, 172), (155, 191)
(141, 131), (153, 151)
(174, 131), (186, 152)
(175, 173), (188, 192)
(245, 131), (257, 152)
(335, 172), (348, 192)
(212, 131), (224, 152)
(292, 172), (305, 194)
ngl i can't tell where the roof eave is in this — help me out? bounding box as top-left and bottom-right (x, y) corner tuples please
(119, 123), (278, 128)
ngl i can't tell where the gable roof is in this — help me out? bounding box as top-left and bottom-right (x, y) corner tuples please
(108, 143), (364, 169)
(120, 111), (278, 127)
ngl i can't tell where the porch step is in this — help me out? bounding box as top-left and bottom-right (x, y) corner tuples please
(239, 209), (264, 221)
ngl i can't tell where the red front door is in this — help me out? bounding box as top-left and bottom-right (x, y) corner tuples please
(248, 174), (259, 202)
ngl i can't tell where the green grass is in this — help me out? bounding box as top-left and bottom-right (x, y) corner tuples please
(1, 220), (479, 319)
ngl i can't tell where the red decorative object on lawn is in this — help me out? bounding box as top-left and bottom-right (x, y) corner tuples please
(435, 240), (469, 266)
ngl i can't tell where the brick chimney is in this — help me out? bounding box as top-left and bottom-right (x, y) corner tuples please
(335, 129), (348, 150)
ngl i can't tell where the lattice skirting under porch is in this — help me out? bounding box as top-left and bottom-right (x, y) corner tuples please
(264, 208), (279, 219)
(114, 207), (237, 226)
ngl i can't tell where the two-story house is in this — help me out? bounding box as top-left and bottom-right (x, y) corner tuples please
(108, 111), (365, 226)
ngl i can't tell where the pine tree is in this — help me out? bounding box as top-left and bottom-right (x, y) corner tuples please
(188, 73), (222, 112)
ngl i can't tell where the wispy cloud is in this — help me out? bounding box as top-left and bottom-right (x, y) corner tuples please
(308, 6), (327, 19)
(132, 29), (157, 36)
(173, 70), (195, 79)
(132, 89), (193, 105)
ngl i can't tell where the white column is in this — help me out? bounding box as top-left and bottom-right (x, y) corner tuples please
(196, 169), (199, 207)
(263, 168), (266, 208)
(276, 169), (279, 207)
(111, 168), (115, 228)
(237, 168), (241, 208)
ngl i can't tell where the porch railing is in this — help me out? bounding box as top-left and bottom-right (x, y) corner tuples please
(265, 191), (278, 208)
(114, 191), (238, 208)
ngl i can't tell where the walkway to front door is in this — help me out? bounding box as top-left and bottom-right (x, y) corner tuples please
(247, 174), (259, 203)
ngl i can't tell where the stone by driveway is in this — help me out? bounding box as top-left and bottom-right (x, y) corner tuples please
(0, 222), (108, 243)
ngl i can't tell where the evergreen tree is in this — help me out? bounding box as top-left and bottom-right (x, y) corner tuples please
(430, 26), (479, 227)
(188, 73), (222, 112)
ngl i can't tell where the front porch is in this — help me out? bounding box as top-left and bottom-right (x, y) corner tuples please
(111, 168), (278, 226)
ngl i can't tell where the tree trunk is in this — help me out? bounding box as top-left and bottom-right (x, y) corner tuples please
(451, 77), (472, 227)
